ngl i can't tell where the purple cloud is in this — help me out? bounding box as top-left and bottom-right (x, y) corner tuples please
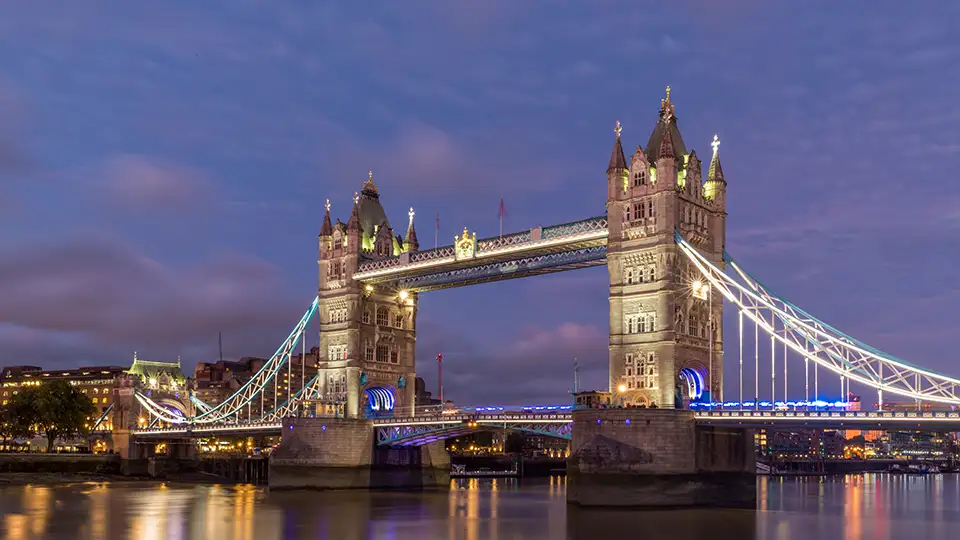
(97, 154), (213, 210)
(0, 235), (304, 365)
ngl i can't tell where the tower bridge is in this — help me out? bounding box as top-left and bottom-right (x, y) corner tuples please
(120, 87), (960, 506)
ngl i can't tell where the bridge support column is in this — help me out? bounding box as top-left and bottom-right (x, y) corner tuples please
(269, 417), (450, 490)
(567, 409), (755, 508)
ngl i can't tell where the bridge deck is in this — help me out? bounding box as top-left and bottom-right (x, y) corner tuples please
(130, 410), (960, 439)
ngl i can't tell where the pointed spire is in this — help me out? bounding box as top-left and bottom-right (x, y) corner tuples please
(657, 120), (676, 159)
(708, 134), (725, 182)
(606, 120), (627, 173)
(320, 198), (333, 236)
(347, 192), (360, 231)
(404, 207), (419, 251)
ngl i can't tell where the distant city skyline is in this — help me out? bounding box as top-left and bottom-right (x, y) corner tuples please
(1, 2), (959, 404)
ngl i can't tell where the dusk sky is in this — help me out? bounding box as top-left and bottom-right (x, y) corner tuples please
(2, 2), (959, 405)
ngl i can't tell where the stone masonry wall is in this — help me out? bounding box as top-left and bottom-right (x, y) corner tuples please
(272, 417), (374, 467)
(571, 408), (696, 474)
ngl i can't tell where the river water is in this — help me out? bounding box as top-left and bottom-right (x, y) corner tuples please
(0, 475), (958, 539)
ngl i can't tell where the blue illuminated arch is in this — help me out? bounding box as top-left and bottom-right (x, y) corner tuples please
(679, 368), (704, 401)
(364, 386), (396, 414)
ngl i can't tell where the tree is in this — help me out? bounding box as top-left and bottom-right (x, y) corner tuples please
(34, 380), (95, 452)
(3, 391), (41, 442)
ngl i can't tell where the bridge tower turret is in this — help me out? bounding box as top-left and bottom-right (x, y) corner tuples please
(606, 87), (726, 408)
(318, 172), (417, 419)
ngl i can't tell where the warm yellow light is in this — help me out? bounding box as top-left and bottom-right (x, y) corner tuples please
(149, 377), (157, 387)
(617, 384), (627, 393)
(399, 290), (409, 301)
(365, 284), (373, 293)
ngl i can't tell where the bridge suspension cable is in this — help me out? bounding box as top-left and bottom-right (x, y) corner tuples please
(676, 232), (960, 407)
(135, 297), (320, 425)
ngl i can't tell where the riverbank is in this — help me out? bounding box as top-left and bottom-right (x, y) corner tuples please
(0, 454), (244, 485)
(0, 470), (240, 486)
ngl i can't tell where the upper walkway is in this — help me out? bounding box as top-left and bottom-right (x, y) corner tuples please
(351, 216), (608, 292)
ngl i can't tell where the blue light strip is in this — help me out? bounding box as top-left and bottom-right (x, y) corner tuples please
(689, 400), (850, 409)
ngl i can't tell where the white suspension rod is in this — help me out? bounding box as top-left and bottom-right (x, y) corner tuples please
(738, 305), (743, 406)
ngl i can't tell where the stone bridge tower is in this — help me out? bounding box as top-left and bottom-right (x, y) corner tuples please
(605, 87), (727, 408)
(318, 172), (418, 418)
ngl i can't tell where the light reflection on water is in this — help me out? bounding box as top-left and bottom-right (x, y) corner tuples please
(0, 474), (958, 539)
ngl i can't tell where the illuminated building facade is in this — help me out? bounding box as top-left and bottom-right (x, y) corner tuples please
(317, 173), (418, 418)
(759, 429), (845, 460)
(0, 365), (126, 429)
(606, 88), (727, 408)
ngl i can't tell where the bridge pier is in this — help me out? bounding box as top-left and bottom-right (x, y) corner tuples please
(568, 409), (755, 508)
(269, 417), (450, 490)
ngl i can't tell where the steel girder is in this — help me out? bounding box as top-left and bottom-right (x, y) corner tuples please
(697, 410), (960, 431)
(396, 245), (607, 292)
(676, 232), (960, 405)
(374, 414), (573, 446)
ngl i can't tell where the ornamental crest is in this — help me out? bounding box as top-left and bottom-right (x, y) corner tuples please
(454, 227), (476, 260)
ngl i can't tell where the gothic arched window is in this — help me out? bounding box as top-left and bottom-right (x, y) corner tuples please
(376, 306), (389, 327)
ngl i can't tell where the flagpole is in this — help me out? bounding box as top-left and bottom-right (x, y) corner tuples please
(435, 211), (439, 249)
(573, 357), (579, 394)
(499, 198), (503, 239)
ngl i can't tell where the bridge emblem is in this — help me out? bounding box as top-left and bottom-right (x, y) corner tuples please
(454, 227), (477, 260)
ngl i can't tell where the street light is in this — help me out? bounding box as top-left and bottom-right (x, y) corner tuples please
(692, 278), (715, 402)
(398, 290), (409, 301)
(617, 383), (627, 393)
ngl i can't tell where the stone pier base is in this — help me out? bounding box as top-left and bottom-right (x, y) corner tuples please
(567, 409), (755, 508)
(269, 417), (450, 491)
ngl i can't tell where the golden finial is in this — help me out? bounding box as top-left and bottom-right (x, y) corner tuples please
(408, 207), (415, 225)
(711, 134), (720, 156)
(614, 120), (622, 138)
(367, 170), (373, 183)
(324, 199), (331, 212)
(353, 192), (359, 204)
(660, 85), (675, 121)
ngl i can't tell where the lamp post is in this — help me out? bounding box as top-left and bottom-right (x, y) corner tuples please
(692, 280), (713, 403)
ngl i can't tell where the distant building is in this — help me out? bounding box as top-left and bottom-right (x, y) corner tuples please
(1, 365), (127, 427)
(760, 429), (845, 460)
(574, 390), (612, 409)
(0, 352), (190, 432)
(414, 377), (440, 408)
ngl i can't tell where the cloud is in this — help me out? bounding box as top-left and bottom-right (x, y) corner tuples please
(417, 321), (608, 405)
(322, 122), (580, 194)
(0, 235), (304, 368)
(97, 154), (214, 210)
